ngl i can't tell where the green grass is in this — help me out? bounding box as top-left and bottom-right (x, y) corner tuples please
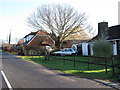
(1, 50), (18, 54)
(0, 50), (3, 52)
(17, 55), (120, 82)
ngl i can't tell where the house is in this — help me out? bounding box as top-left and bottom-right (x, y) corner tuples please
(61, 26), (90, 48)
(108, 25), (120, 55)
(16, 39), (24, 46)
(73, 22), (120, 56)
(89, 22), (120, 56)
(22, 30), (55, 55)
(23, 30), (49, 43)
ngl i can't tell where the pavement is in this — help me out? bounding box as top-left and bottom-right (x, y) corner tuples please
(1, 52), (120, 89)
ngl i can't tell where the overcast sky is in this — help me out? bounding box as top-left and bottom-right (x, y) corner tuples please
(0, 0), (119, 44)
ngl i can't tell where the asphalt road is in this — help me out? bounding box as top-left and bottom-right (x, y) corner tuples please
(2, 53), (112, 88)
(1, 74), (9, 89)
(0, 53), (9, 89)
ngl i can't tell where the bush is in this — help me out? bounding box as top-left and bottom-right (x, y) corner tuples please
(19, 46), (24, 55)
(93, 39), (112, 57)
(26, 46), (46, 56)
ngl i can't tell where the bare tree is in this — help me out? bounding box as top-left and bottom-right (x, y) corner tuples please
(27, 4), (92, 49)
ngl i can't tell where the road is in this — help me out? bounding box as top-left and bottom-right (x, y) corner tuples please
(1, 53), (112, 88)
(0, 53), (9, 89)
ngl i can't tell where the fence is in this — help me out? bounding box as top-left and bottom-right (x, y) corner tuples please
(45, 55), (120, 76)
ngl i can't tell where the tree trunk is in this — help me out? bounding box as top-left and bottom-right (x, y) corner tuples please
(55, 36), (61, 50)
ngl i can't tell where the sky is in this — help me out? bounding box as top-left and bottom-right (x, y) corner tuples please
(0, 0), (120, 44)
(118, 1), (120, 25)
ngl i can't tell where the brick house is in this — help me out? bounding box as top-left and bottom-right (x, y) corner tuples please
(22, 30), (55, 55)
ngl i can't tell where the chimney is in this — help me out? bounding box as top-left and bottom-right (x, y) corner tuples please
(98, 22), (109, 39)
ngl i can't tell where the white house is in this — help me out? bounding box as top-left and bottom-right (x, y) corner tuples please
(71, 22), (120, 56)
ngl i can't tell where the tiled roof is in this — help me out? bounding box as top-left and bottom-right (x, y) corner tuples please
(24, 30), (49, 38)
(108, 25), (120, 40)
(89, 24), (120, 42)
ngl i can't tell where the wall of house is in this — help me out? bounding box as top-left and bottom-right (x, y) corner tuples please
(82, 43), (88, 55)
(117, 40), (120, 55)
(27, 36), (54, 49)
(74, 41), (118, 56)
(61, 41), (71, 48)
(113, 41), (117, 55)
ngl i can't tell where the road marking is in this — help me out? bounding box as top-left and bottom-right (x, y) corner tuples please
(1, 70), (13, 90)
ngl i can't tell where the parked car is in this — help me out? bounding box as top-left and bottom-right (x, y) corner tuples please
(53, 48), (78, 56)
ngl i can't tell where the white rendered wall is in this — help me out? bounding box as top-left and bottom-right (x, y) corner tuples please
(89, 43), (93, 56)
(113, 41), (117, 55)
(82, 43), (88, 56)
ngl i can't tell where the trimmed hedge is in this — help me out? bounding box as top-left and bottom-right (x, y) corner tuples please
(93, 40), (113, 57)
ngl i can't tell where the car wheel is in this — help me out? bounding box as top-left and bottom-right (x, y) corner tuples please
(61, 54), (65, 56)
(72, 53), (76, 56)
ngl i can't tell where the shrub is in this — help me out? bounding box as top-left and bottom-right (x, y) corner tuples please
(27, 46), (46, 56)
(19, 46), (24, 55)
(93, 39), (112, 57)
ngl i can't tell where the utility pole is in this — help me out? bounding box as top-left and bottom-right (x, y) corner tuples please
(8, 29), (11, 44)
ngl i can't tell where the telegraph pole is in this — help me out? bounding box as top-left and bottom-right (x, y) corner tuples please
(8, 29), (11, 44)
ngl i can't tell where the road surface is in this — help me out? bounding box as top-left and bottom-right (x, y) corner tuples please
(1, 53), (112, 88)
(0, 53), (9, 89)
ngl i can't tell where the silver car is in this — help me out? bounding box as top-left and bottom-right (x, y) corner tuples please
(53, 48), (77, 56)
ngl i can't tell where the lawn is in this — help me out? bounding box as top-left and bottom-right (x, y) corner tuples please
(1, 50), (18, 54)
(17, 55), (120, 82)
(0, 49), (3, 52)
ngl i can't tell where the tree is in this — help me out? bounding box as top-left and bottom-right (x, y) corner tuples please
(27, 4), (92, 49)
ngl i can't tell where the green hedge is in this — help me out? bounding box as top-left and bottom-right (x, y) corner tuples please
(19, 46), (24, 55)
(93, 40), (113, 57)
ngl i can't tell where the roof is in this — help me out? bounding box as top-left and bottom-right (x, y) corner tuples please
(27, 35), (55, 46)
(63, 40), (89, 44)
(108, 25), (120, 40)
(89, 24), (120, 42)
(18, 40), (24, 44)
(24, 30), (49, 38)
(24, 32), (37, 38)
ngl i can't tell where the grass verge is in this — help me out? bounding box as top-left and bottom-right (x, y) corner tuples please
(2, 50), (18, 54)
(17, 55), (119, 82)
